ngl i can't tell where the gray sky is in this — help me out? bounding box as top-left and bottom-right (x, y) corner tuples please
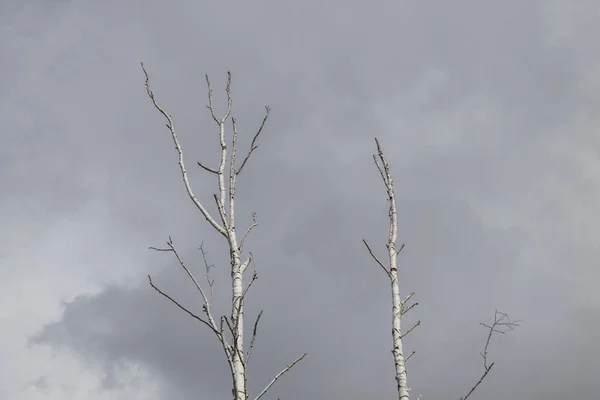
(2, 0), (600, 399)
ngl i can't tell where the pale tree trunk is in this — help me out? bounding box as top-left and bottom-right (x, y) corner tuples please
(141, 64), (306, 400)
(364, 138), (518, 400)
(364, 138), (414, 400)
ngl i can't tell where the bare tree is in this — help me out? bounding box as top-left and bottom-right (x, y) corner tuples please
(363, 138), (519, 400)
(141, 63), (306, 400)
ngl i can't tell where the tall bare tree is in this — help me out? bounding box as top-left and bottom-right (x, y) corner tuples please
(363, 138), (519, 400)
(141, 63), (306, 400)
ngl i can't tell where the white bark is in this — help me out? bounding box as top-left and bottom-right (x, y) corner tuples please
(365, 138), (411, 400)
(365, 138), (517, 400)
(141, 64), (304, 400)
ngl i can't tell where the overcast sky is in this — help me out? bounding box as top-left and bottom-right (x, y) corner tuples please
(2, 0), (600, 399)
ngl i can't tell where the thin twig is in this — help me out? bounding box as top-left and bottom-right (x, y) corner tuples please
(224, 315), (236, 341)
(213, 193), (229, 229)
(150, 237), (218, 330)
(198, 242), (216, 303)
(401, 292), (415, 306)
(246, 310), (263, 366)
(374, 137), (390, 186)
(396, 243), (406, 255)
(363, 239), (391, 278)
(205, 74), (220, 124)
(239, 213), (258, 253)
(401, 302), (418, 316)
(147, 275), (219, 336)
(222, 71), (232, 124)
(253, 353), (307, 400)
(198, 161), (219, 174)
(400, 321), (421, 339)
(236, 106), (270, 176)
(243, 254), (258, 298)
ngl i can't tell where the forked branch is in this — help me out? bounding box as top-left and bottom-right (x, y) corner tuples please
(149, 237), (218, 330)
(141, 62), (227, 238)
(142, 63), (301, 400)
(459, 310), (520, 400)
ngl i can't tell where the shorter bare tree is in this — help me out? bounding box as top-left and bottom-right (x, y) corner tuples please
(363, 138), (519, 400)
(141, 63), (306, 400)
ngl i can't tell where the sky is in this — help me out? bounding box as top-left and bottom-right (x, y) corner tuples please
(1, 0), (600, 399)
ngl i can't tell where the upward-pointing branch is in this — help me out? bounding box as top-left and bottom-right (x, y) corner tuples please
(366, 137), (411, 400)
(141, 62), (227, 238)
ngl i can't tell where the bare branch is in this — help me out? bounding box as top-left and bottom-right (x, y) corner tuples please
(224, 315), (236, 342)
(374, 137), (389, 179)
(141, 63), (227, 238)
(363, 239), (390, 278)
(229, 117), (238, 228)
(246, 310), (263, 366)
(205, 73), (232, 234)
(198, 241), (216, 303)
(370, 137), (410, 400)
(222, 71), (232, 124)
(240, 253), (252, 275)
(396, 243), (406, 255)
(401, 292), (415, 306)
(231, 116), (239, 173)
(152, 237), (218, 330)
(373, 153), (388, 187)
(213, 193), (229, 229)
(198, 161), (219, 174)
(253, 353), (308, 400)
(400, 321), (421, 339)
(149, 246), (171, 252)
(460, 363), (494, 400)
(220, 316), (227, 337)
(236, 106), (270, 176)
(404, 350), (416, 363)
(239, 213), (258, 253)
(479, 310), (520, 371)
(459, 310), (520, 400)
(148, 275), (219, 336)
(243, 270), (258, 299)
(205, 74), (220, 124)
(401, 302), (418, 316)
(143, 65), (302, 400)
(217, 126), (229, 233)
(243, 255), (258, 298)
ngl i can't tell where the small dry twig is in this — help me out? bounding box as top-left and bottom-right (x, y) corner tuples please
(236, 106), (270, 176)
(253, 353), (308, 400)
(246, 310), (263, 366)
(363, 239), (390, 278)
(459, 310), (520, 400)
(147, 275), (219, 335)
(198, 242), (216, 303)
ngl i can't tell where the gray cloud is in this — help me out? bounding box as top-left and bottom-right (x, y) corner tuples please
(4, 0), (600, 399)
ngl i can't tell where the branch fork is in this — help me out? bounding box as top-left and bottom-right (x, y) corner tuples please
(142, 63), (304, 400)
